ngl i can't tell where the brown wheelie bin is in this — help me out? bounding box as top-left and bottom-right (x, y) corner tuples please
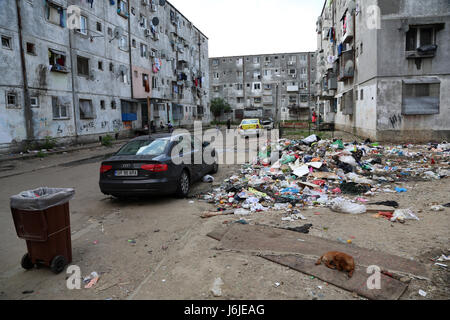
(10, 188), (75, 274)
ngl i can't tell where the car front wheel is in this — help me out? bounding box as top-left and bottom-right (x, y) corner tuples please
(175, 170), (190, 198)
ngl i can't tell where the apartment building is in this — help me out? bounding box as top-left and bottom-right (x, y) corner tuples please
(0, 0), (209, 154)
(209, 52), (316, 122)
(315, 0), (450, 142)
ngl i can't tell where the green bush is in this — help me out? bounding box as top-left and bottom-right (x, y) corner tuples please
(101, 135), (114, 147)
(37, 150), (47, 158)
(42, 136), (57, 150)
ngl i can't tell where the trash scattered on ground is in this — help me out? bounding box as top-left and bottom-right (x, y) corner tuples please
(197, 137), (449, 228)
(84, 271), (100, 289)
(285, 224), (313, 234)
(128, 239), (136, 244)
(430, 205), (445, 212)
(203, 175), (215, 183)
(418, 289), (427, 297)
(210, 277), (224, 297)
(22, 290), (34, 294)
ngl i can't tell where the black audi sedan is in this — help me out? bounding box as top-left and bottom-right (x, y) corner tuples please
(99, 133), (218, 198)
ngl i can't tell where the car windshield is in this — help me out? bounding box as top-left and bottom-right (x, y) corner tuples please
(116, 139), (170, 156)
(242, 120), (258, 124)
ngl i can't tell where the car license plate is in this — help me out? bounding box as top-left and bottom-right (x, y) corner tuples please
(115, 170), (138, 177)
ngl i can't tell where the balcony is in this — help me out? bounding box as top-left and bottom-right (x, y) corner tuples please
(287, 85), (299, 93)
(338, 50), (354, 81)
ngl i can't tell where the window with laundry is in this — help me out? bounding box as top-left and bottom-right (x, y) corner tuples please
(49, 49), (68, 72)
(79, 99), (94, 119)
(45, 1), (65, 26)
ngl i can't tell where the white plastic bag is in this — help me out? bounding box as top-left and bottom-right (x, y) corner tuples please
(391, 209), (419, 222)
(331, 198), (366, 214)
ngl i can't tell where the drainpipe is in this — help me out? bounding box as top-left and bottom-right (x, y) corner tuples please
(68, 27), (78, 141)
(127, 0), (133, 100)
(15, 0), (34, 142)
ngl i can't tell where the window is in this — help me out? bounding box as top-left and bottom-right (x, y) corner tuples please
(98, 61), (103, 70)
(48, 49), (67, 72)
(52, 96), (69, 119)
(100, 100), (105, 110)
(96, 22), (102, 32)
(264, 84), (272, 90)
(6, 92), (18, 107)
(213, 72), (219, 79)
(140, 43), (148, 58)
(236, 83), (243, 90)
(212, 59), (219, 66)
(119, 36), (127, 50)
(79, 99), (94, 119)
(254, 97), (261, 104)
(237, 97), (243, 103)
(117, 0), (129, 17)
(1, 36), (11, 49)
(253, 57), (260, 64)
(120, 69), (128, 84)
(406, 26), (436, 51)
(289, 69), (296, 74)
(111, 100), (117, 109)
(132, 39), (136, 47)
(30, 96), (39, 108)
(402, 80), (440, 115)
(360, 89), (364, 100)
(107, 28), (113, 36)
(236, 71), (243, 78)
(300, 95), (308, 103)
(360, 42), (363, 55)
(45, 1), (65, 27)
(265, 57), (270, 62)
(152, 76), (157, 89)
(77, 56), (89, 77)
(77, 15), (87, 35)
(26, 42), (35, 55)
(109, 63), (114, 72)
(253, 83), (261, 90)
(264, 70), (271, 76)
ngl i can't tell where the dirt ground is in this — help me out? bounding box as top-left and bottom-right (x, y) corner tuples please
(0, 131), (448, 300)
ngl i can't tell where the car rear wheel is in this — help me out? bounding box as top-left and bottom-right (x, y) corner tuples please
(175, 170), (190, 198)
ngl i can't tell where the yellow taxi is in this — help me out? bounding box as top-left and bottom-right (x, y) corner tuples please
(238, 119), (262, 138)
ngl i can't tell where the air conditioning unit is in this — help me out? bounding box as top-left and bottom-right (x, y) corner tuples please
(144, 29), (151, 37)
(153, 33), (159, 41)
(150, 51), (156, 58)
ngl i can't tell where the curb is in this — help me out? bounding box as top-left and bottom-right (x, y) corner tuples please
(0, 151), (118, 180)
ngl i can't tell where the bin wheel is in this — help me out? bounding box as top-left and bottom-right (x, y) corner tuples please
(21, 253), (34, 270)
(50, 256), (67, 274)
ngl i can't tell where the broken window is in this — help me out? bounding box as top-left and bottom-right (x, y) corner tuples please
(6, 92), (18, 107)
(48, 48), (68, 72)
(77, 56), (89, 77)
(79, 99), (94, 119)
(52, 96), (69, 119)
(26, 42), (35, 55)
(402, 80), (440, 115)
(2, 36), (11, 49)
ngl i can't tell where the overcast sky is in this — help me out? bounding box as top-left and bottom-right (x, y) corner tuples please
(168, 0), (324, 57)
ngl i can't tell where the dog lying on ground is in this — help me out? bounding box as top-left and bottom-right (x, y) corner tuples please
(315, 251), (355, 278)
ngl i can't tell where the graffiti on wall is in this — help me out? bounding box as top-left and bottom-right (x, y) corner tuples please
(80, 121), (95, 132)
(389, 114), (403, 128)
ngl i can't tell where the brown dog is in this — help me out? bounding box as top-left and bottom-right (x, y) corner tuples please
(315, 251), (355, 278)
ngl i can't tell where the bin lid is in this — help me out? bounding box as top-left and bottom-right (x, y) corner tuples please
(10, 187), (75, 211)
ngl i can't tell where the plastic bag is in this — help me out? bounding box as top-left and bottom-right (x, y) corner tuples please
(203, 175), (215, 183)
(10, 187), (75, 211)
(331, 198), (366, 214)
(302, 135), (318, 145)
(234, 208), (251, 216)
(391, 209), (419, 222)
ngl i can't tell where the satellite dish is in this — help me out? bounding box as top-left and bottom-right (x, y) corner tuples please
(113, 26), (124, 39)
(152, 17), (159, 26)
(159, 0), (166, 6)
(345, 60), (354, 75)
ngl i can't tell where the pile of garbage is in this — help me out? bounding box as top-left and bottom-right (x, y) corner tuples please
(199, 135), (449, 219)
